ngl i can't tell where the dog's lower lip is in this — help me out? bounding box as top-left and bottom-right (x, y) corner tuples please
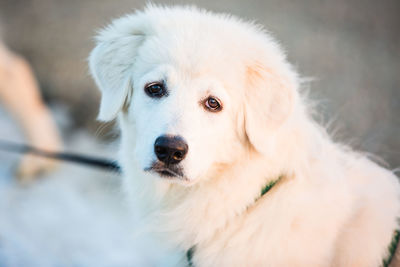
(158, 169), (176, 177)
(145, 166), (181, 177)
(144, 163), (186, 180)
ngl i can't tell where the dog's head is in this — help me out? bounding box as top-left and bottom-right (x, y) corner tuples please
(89, 6), (299, 185)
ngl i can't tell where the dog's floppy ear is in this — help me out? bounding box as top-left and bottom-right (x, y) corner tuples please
(89, 16), (146, 121)
(243, 59), (299, 155)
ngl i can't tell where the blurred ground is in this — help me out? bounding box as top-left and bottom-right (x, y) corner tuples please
(0, 0), (399, 167)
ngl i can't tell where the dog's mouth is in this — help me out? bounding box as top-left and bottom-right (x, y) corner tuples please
(145, 162), (185, 179)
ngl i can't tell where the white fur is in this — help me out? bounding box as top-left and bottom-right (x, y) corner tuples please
(89, 5), (400, 266)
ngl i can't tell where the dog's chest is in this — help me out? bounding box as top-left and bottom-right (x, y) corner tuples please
(190, 202), (343, 266)
(157, 180), (352, 266)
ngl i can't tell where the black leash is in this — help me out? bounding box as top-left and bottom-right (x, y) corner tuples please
(0, 139), (121, 173)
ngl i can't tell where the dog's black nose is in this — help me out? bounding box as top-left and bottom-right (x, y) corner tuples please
(154, 135), (188, 165)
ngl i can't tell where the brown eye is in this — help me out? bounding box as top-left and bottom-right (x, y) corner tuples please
(145, 82), (166, 98)
(204, 97), (222, 112)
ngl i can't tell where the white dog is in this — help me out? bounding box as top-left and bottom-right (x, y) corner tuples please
(89, 5), (400, 267)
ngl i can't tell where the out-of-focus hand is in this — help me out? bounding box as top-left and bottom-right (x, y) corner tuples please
(0, 43), (63, 183)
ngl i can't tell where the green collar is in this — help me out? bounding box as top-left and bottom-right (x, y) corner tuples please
(186, 247), (195, 267)
(383, 229), (400, 267)
(259, 177), (281, 198)
(186, 177), (281, 266)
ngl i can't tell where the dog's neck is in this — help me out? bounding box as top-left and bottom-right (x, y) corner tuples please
(150, 156), (283, 248)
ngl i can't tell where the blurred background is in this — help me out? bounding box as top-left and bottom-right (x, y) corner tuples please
(0, 0), (399, 266)
(0, 0), (399, 166)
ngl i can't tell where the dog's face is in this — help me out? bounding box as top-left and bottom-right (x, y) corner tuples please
(119, 36), (247, 184)
(89, 6), (299, 185)
(127, 62), (240, 183)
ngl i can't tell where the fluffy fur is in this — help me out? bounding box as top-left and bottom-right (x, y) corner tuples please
(89, 5), (400, 266)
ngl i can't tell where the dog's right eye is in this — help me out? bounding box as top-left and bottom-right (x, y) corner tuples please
(145, 82), (166, 98)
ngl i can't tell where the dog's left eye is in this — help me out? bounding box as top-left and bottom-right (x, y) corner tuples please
(145, 82), (166, 98)
(204, 96), (222, 112)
